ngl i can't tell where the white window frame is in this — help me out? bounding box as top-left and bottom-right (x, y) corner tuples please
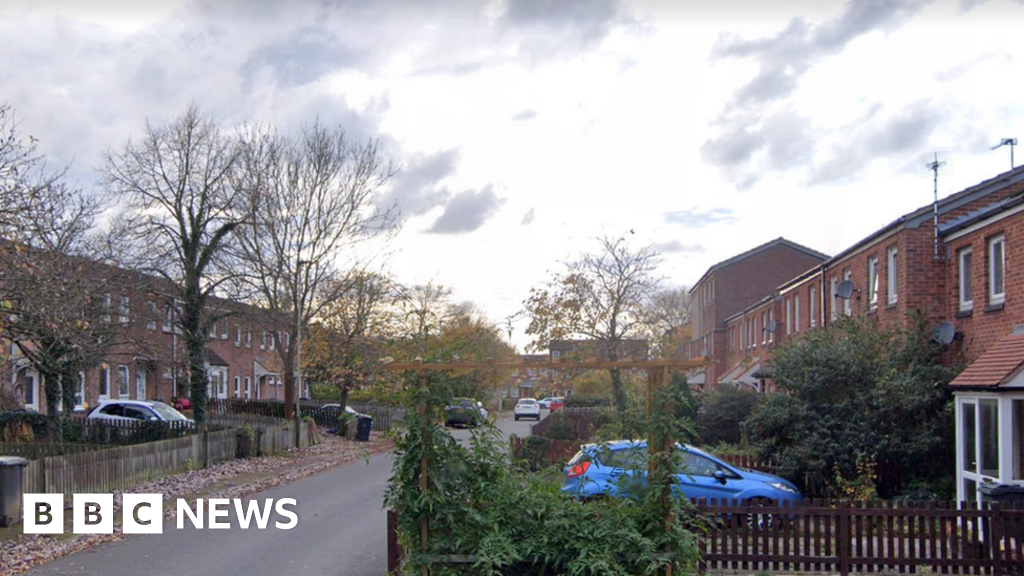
(843, 269), (852, 316)
(245, 377), (252, 400)
(785, 298), (792, 335)
(234, 376), (241, 398)
(246, 327), (252, 348)
(98, 364), (110, 402)
(117, 365), (130, 398)
(119, 296), (130, 324)
(794, 294), (801, 333)
(887, 246), (899, 304)
(74, 371), (86, 410)
(146, 302), (158, 331)
(135, 369), (146, 400)
(809, 287), (817, 328)
(867, 256), (879, 308)
(989, 235), (1006, 305)
(959, 247), (974, 312)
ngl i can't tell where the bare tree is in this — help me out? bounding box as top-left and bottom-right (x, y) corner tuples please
(101, 105), (245, 423)
(398, 282), (457, 347)
(523, 236), (663, 412)
(645, 286), (692, 357)
(233, 121), (398, 418)
(0, 104), (125, 435)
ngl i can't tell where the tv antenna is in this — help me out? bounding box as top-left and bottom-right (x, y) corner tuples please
(921, 152), (951, 260)
(991, 138), (1017, 170)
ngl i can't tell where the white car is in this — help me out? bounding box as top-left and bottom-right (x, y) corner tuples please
(514, 398), (541, 421)
(537, 397), (555, 409)
(86, 400), (191, 423)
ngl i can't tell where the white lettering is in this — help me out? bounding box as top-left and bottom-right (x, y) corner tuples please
(177, 499), (203, 529)
(208, 498), (231, 529)
(233, 499), (274, 529)
(274, 498), (298, 530)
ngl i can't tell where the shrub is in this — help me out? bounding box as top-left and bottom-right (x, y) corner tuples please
(235, 425), (255, 458)
(696, 386), (761, 446)
(564, 394), (611, 408)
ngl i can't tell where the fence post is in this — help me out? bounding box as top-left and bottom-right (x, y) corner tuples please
(838, 500), (850, 576)
(991, 502), (1004, 576)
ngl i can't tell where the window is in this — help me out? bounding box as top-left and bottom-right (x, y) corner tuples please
(244, 377), (252, 400)
(867, 256), (879, 308)
(234, 376), (241, 398)
(989, 235), (1005, 305)
(163, 305), (175, 332)
(887, 246), (898, 303)
(146, 302), (158, 330)
(209, 321), (219, 339)
(235, 326), (242, 347)
(809, 287), (817, 328)
(269, 332), (276, 350)
(221, 321), (228, 339)
(103, 294), (112, 323)
(767, 310), (774, 343)
(785, 298), (792, 335)
(261, 331), (267, 350)
(246, 327), (252, 348)
(75, 372), (86, 410)
(117, 365), (130, 397)
(136, 370), (146, 400)
(98, 365), (110, 400)
(959, 247), (973, 311)
(794, 294), (801, 333)
(761, 312), (767, 344)
(119, 296), (130, 324)
(843, 269), (852, 316)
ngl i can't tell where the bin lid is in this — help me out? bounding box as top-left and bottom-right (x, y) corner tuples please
(979, 482), (1024, 495)
(0, 456), (29, 467)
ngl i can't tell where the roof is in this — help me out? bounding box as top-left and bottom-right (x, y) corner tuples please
(205, 348), (229, 367)
(690, 237), (829, 292)
(824, 164), (1024, 265)
(949, 333), (1024, 389)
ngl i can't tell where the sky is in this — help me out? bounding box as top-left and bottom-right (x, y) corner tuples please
(2, 0), (1023, 351)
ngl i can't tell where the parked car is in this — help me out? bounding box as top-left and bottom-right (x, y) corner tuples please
(549, 397), (565, 412)
(562, 440), (802, 511)
(537, 397), (555, 409)
(514, 398), (541, 421)
(172, 397), (191, 411)
(445, 398), (488, 428)
(87, 400), (192, 423)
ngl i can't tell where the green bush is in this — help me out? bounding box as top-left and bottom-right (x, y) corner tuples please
(235, 425), (255, 458)
(696, 386), (762, 446)
(386, 372), (702, 576)
(564, 394), (611, 408)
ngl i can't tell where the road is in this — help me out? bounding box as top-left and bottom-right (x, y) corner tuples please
(22, 412), (541, 576)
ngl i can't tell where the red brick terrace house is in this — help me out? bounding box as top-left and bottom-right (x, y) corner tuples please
(683, 238), (829, 389)
(6, 261), (298, 414)
(712, 167), (1024, 406)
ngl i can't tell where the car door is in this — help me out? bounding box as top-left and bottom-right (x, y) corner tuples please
(673, 448), (744, 503)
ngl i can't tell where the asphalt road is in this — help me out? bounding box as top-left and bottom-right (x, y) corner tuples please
(22, 412), (541, 576)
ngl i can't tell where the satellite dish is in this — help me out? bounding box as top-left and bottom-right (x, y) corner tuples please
(764, 320), (779, 333)
(835, 280), (854, 299)
(933, 321), (956, 345)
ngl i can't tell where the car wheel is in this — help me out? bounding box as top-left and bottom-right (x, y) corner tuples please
(514, 415), (519, 421)
(745, 497), (776, 530)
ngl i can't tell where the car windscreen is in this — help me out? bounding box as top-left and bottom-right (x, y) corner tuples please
(594, 446), (647, 470)
(148, 402), (188, 421)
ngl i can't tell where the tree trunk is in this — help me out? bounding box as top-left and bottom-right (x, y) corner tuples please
(42, 367), (62, 441)
(182, 287), (209, 423)
(609, 366), (627, 414)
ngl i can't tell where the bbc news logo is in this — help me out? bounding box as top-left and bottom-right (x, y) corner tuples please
(23, 494), (298, 534)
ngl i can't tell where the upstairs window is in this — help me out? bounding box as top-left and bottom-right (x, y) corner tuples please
(794, 294), (801, 333)
(842, 269), (852, 316)
(867, 256), (879, 308)
(809, 287), (817, 328)
(887, 246), (899, 304)
(959, 247), (973, 312)
(989, 235), (1006, 305)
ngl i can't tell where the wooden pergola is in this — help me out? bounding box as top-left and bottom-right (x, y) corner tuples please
(382, 356), (709, 576)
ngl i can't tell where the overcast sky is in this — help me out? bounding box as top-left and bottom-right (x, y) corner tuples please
(3, 0), (1023, 350)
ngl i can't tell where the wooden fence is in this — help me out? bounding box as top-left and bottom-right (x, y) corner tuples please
(0, 442), (98, 459)
(387, 500), (1024, 575)
(696, 498), (1024, 576)
(530, 406), (610, 439)
(18, 420), (318, 498)
(207, 398), (404, 431)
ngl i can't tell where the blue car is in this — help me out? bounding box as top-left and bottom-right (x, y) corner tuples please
(562, 440), (802, 508)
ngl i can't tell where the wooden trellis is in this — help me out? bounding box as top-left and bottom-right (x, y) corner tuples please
(382, 356), (708, 576)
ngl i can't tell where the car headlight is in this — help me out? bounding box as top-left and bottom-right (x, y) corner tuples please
(768, 482), (798, 494)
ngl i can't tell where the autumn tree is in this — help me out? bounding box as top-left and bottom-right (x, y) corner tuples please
(645, 285), (692, 357)
(233, 121), (397, 418)
(523, 236), (663, 413)
(102, 105), (246, 423)
(302, 271), (401, 409)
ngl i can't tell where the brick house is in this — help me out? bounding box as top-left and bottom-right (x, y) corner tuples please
(684, 237), (829, 389)
(5, 261), (299, 414)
